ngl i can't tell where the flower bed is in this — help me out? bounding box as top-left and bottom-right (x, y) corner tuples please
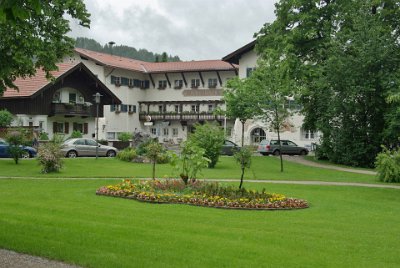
(96, 179), (309, 210)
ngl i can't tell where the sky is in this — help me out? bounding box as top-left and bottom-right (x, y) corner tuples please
(68, 0), (278, 61)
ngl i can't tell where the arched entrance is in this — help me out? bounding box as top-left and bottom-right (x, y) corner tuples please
(250, 128), (266, 144)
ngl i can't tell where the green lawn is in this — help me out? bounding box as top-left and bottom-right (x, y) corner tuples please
(0, 156), (380, 184)
(0, 179), (399, 267)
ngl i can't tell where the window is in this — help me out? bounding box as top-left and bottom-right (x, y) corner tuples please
(128, 79), (134, 88)
(110, 104), (120, 112)
(163, 128), (169, 136)
(121, 77), (129, 86)
(158, 105), (166, 113)
(134, 79), (141, 87)
(121, 104), (128, 113)
(107, 132), (116, 140)
(128, 105), (136, 113)
(208, 78), (218, 88)
(191, 79), (200, 88)
(53, 122), (68, 134)
(69, 93), (76, 104)
(208, 104), (214, 112)
(250, 128), (266, 144)
(158, 80), (167, 89)
(191, 105), (199, 113)
(172, 128), (178, 137)
(174, 80), (183, 89)
(246, 67), (255, 77)
(174, 105), (180, 113)
(141, 80), (150, 89)
(73, 123), (83, 133)
(111, 76), (121, 86)
(53, 92), (60, 103)
(150, 128), (157, 135)
(302, 129), (317, 140)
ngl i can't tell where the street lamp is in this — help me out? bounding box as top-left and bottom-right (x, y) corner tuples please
(93, 92), (102, 159)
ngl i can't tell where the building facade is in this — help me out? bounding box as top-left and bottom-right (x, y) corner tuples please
(70, 48), (238, 143)
(223, 41), (319, 149)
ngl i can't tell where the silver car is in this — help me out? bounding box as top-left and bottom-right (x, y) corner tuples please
(257, 139), (308, 156)
(61, 138), (118, 158)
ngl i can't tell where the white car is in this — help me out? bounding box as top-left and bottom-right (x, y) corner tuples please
(61, 138), (118, 158)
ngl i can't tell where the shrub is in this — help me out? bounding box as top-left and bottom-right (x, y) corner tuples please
(6, 130), (26, 164)
(188, 122), (225, 168)
(0, 109), (13, 127)
(98, 139), (108, 145)
(116, 148), (137, 162)
(136, 138), (156, 155)
(118, 132), (131, 142)
(169, 140), (210, 184)
(37, 141), (64, 173)
(39, 132), (49, 140)
(375, 146), (400, 183)
(69, 130), (82, 139)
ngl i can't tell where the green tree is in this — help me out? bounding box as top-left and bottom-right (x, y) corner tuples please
(161, 52), (168, 62)
(0, 109), (13, 127)
(247, 59), (294, 172)
(233, 147), (252, 189)
(6, 130), (27, 164)
(188, 122), (225, 168)
(224, 77), (259, 146)
(145, 140), (164, 180)
(256, 0), (400, 167)
(0, 0), (90, 95)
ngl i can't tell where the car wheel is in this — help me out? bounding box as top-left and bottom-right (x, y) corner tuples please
(106, 150), (116, 157)
(21, 151), (30, 158)
(67, 150), (78, 158)
(273, 150), (281, 156)
(300, 150), (307, 156)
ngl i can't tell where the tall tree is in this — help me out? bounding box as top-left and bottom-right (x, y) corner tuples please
(0, 0), (90, 96)
(256, 0), (400, 167)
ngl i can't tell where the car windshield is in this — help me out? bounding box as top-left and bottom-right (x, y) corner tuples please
(259, 140), (268, 145)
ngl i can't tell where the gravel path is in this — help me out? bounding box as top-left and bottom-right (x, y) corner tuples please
(0, 249), (82, 268)
(280, 155), (377, 175)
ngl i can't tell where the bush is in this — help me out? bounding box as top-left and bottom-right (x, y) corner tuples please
(69, 130), (82, 139)
(37, 141), (64, 173)
(118, 132), (131, 142)
(6, 130), (26, 164)
(39, 132), (49, 140)
(375, 146), (400, 183)
(0, 109), (13, 127)
(188, 122), (225, 168)
(136, 138), (157, 155)
(116, 148), (137, 162)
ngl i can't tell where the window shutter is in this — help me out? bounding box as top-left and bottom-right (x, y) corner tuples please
(53, 122), (57, 133)
(133, 105), (137, 113)
(110, 105), (115, 112)
(64, 122), (69, 134)
(111, 76), (116, 84)
(84, 123), (88, 134)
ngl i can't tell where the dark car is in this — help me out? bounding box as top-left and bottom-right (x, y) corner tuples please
(257, 139), (308, 156)
(0, 138), (37, 158)
(61, 138), (118, 158)
(220, 140), (241, 156)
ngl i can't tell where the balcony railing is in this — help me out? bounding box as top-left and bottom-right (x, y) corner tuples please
(51, 103), (95, 117)
(139, 112), (227, 122)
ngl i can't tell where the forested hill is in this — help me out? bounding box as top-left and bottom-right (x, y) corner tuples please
(75, 37), (181, 62)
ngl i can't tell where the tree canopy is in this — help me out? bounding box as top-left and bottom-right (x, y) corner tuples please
(0, 0), (90, 96)
(256, 0), (400, 167)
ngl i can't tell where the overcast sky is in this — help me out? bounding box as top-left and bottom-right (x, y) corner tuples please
(68, 0), (278, 61)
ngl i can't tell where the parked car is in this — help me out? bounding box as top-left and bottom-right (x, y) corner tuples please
(61, 138), (118, 158)
(220, 140), (241, 156)
(0, 138), (37, 158)
(257, 139), (308, 156)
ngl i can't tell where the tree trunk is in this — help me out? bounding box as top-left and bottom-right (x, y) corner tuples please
(239, 167), (245, 189)
(241, 119), (245, 147)
(274, 106), (284, 172)
(152, 161), (156, 180)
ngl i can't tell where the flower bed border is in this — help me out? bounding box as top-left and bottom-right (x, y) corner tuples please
(96, 192), (309, 211)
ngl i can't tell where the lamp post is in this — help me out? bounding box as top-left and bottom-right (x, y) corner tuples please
(94, 92), (102, 159)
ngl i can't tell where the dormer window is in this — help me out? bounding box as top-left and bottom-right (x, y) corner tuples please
(191, 79), (200, 88)
(174, 80), (183, 89)
(158, 80), (167, 89)
(53, 92), (61, 103)
(208, 78), (218, 88)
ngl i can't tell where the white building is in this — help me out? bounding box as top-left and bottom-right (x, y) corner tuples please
(70, 48), (238, 143)
(223, 41), (319, 148)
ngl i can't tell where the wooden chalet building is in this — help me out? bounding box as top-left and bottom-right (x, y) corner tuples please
(0, 62), (121, 139)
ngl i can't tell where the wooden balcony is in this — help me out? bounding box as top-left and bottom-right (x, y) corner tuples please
(51, 103), (95, 117)
(139, 112), (227, 122)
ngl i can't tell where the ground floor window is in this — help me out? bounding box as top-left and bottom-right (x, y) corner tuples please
(163, 128), (169, 136)
(301, 129), (317, 140)
(172, 128), (178, 137)
(107, 132), (116, 140)
(251, 128), (266, 144)
(150, 128), (157, 136)
(53, 122), (69, 134)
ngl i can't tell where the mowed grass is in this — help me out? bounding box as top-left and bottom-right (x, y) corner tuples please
(0, 156), (379, 184)
(0, 179), (399, 267)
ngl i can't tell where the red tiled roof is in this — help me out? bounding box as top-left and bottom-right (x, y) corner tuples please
(75, 48), (147, 73)
(2, 62), (80, 98)
(144, 60), (237, 73)
(74, 48), (238, 73)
